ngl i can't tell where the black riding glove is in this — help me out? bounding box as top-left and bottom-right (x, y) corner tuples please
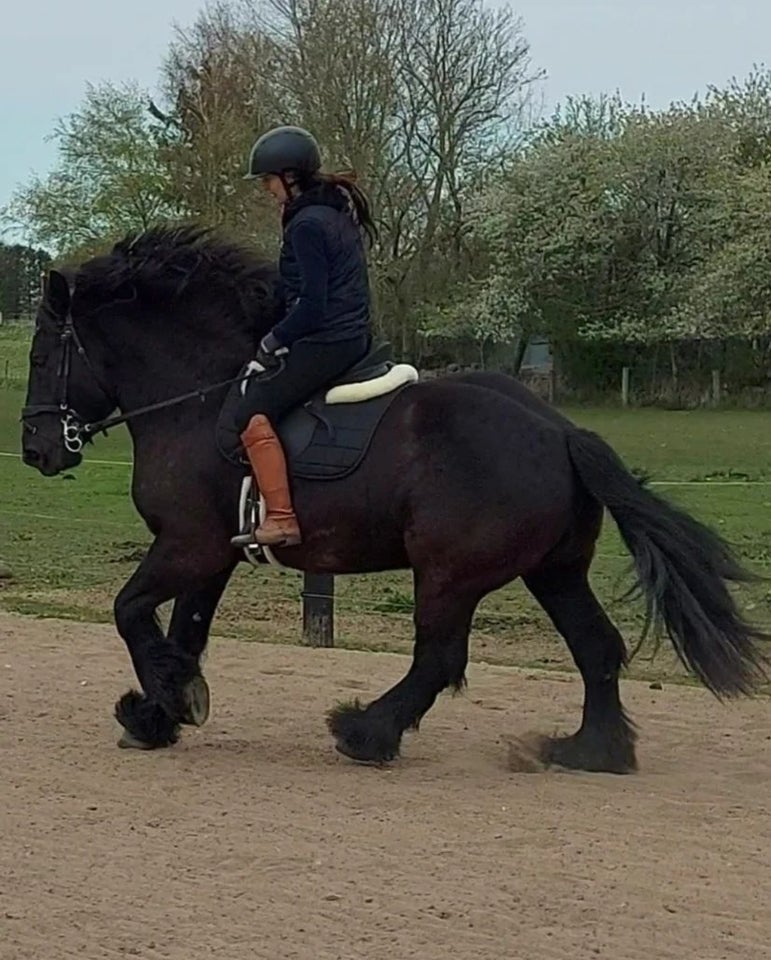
(253, 332), (288, 373)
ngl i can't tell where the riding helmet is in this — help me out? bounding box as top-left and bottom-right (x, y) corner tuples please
(244, 125), (322, 179)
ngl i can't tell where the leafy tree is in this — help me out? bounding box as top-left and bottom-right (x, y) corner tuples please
(157, 3), (281, 248)
(699, 64), (771, 169)
(4, 82), (183, 258)
(158, 0), (539, 353)
(439, 95), (754, 353)
(675, 163), (771, 339)
(0, 242), (51, 319)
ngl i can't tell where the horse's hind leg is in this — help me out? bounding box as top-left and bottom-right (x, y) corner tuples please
(327, 574), (478, 763)
(524, 562), (637, 773)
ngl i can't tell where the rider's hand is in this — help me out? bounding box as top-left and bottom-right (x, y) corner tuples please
(254, 333), (288, 372)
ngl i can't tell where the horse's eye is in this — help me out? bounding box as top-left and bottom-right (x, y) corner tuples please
(30, 355), (47, 367)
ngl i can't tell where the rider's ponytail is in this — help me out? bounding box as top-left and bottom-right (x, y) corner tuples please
(296, 169), (378, 246)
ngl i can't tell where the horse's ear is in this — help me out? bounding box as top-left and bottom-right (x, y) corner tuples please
(46, 269), (71, 322)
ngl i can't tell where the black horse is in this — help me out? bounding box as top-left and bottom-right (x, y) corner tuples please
(21, 226), (767, 772)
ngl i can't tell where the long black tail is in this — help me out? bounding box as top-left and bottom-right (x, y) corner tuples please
(566, 428), (768, 697)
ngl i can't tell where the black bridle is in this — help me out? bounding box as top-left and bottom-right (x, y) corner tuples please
(21, 314), (99, 454)
(21, 312), (265, 454)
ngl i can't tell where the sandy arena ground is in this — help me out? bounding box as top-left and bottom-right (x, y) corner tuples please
(1, 610), (770, 960)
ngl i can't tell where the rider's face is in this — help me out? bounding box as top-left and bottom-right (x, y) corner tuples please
(260, 174), (289, 204)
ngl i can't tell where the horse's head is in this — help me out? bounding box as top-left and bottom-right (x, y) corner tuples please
(22, 228), (283, 475)
(21, 269), (116, 476)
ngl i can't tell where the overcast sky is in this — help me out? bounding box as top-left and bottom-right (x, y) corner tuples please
(1, 0), (769, 225)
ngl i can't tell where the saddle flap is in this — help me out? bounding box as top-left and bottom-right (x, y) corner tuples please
(215, 344), (415, 480)
(278, 388), (405, 480)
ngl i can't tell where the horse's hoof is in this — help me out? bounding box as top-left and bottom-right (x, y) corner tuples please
(117, 731), (156, 750)
(181, 675), (210, 727)
(334, 742), (391, 767)
(327, 702), (400, 764)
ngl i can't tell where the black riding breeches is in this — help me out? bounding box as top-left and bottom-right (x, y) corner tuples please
(234, 335), (370, 433)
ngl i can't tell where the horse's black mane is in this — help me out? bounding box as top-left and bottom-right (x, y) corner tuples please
(73, 224), (280, 322)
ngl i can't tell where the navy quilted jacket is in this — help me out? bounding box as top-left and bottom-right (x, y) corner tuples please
(268, 183), (372, 347)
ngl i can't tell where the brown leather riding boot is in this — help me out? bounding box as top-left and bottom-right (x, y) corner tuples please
(231, 414), (302, 548)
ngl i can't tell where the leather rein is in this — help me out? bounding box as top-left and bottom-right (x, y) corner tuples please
(21, 314), (263, 454)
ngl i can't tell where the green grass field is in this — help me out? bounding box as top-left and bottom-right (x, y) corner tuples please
(0, 324), (33, 384)
(2, 324), (770, 688)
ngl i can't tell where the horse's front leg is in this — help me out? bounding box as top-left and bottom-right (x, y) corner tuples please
(113, 536), (235, 750)
(163, 561), (239, 724)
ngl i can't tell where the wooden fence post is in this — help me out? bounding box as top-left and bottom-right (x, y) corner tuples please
(711, 369), (721, 406)
(302, 572), (335, 647)
(621, 366), (630, 407)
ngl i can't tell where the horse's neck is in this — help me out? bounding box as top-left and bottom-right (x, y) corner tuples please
(99, 311), (254, 449)
(116, 334), (249, 407)
(112, 328), (246, 449)
(124, 367), (231, 469)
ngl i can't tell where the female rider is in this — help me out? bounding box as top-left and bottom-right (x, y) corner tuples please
(231, 125), (376, 549)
